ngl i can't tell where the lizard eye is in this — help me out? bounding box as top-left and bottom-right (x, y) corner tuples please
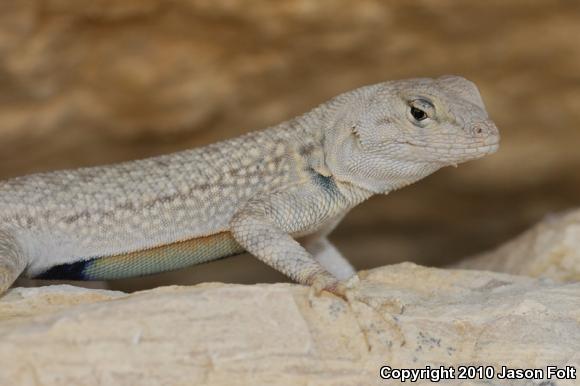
(408, 99), (435, 123)
(410, 106), (427, 121)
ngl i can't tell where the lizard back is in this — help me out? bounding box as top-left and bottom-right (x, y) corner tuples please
(0, 122), (320, 277)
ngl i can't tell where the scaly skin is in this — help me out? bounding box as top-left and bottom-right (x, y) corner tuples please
(0, 75), (499, 296)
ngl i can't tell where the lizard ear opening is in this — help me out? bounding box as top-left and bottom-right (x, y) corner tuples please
(351, 124), (362, 144)
(350, 123), (370, 149)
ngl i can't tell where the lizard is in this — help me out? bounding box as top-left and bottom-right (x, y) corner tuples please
(0, 75), (500, 297)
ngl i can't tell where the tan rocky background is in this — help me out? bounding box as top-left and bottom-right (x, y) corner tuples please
(2, 0), (580, 291)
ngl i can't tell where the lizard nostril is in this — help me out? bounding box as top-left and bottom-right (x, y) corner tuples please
(475, 127), (483, 134)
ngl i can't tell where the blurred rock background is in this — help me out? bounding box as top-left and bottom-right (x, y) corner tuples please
(2, 0), (579, 291)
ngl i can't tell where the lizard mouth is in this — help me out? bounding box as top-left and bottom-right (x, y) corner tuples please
(395, 139), (500, 154)
(398, 140), (500, 167)
(483, 142), (500, 154)
(433, 142), (499, 156)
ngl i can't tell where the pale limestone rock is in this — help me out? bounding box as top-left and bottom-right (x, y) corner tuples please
(1, 263), (578, 386)
(458, 209), (580, 282)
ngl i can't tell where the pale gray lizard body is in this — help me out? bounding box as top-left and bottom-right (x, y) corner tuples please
(0, 76), (499, 296)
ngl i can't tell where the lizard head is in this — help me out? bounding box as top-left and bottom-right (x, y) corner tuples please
(323, 75), (500, 193)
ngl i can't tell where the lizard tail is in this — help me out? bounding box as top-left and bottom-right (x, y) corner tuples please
(0, 230), (26, 295)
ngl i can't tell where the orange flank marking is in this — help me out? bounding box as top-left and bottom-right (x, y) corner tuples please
(84, 231), (245, 280)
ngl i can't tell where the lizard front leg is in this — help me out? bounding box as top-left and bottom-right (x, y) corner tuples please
(229, 184), (352, 296)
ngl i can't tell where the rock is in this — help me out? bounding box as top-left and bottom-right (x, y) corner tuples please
(457, 209), (580, 282)
(1, 263), (578, 386)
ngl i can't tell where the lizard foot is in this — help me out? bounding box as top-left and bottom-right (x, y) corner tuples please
(307, 274), (404, 315)
(309, 274), (360, 300)
(345, 279), (405, 314)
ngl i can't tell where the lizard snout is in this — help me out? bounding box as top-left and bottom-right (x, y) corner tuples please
(467, 120), (500, 146)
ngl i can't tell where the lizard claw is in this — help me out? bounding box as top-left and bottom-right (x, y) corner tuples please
(309, 274), (361, 300)
(307, 274), (403, 314)
(310, 276), (347, 299)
